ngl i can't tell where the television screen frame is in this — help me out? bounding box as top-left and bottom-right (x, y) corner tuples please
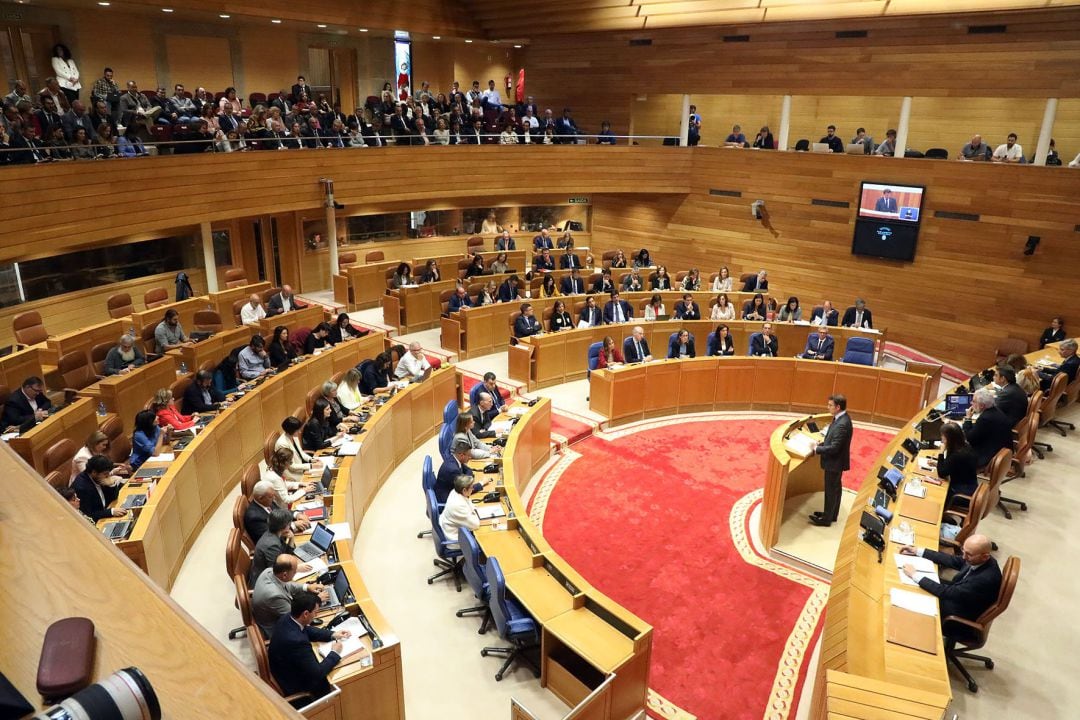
(851, 180), (927, 262)
(856, 181), (926, 223)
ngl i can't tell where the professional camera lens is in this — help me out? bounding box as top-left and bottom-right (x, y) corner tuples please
(34, 668), (160, 720)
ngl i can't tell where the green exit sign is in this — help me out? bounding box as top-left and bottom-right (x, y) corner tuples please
(568, 197), (590, 204)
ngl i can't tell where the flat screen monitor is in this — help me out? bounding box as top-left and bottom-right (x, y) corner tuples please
(857, 182), (924, 222)
(852, 181), (926, 262)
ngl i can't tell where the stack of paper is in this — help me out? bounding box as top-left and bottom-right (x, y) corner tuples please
(889, 526), (915, 545)
(324, 522), (352, 541)
(784, 433), (815, 458)
(149, 452), (175, 462)
(294, 556), (329, 581)
(477, 506), (506, 520)
(490, 420), (513, 435)
(336, 441), (361, 456)
(893, 553), (939, 587)
(903, 482), (927, 499)
(319, 617), (369, 660)
(890, 588), (937, 616)
(917, 457), (935, 472)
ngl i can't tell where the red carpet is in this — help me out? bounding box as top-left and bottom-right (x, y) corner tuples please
(534, 417), (894, 719)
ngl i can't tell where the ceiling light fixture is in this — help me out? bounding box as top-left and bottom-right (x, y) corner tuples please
(97, 1), (110, 6)
(432, 36), (441, 40)
(271, 19), (282, 23)
(162, 8), (173, 12)
(219, 14), (230, 18)
(359, 28), (368, 32)
(317, 24), (327, 28)
(514, 44), (522, 48)
(465, 39), (473, 43)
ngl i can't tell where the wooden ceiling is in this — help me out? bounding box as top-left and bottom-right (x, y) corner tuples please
(462, 0), (1080, 39)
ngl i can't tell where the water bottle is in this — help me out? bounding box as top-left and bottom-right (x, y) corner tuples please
(179, 361), (188, 375)
(97, 401), (107, 416)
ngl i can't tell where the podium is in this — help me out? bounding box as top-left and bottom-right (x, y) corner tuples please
(761, 414), (832, 551)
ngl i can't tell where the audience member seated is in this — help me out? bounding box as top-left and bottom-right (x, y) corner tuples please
(304, 323), (331, 355)
(360, 352), (394, 395)
(549, 300), (573, 332)
(810, 300), (839, 327)
(154, 309), (187, 354)
(959, 134), (993, 162)
(71, 454), (126, 522)
(752, 126), (774, 150)
(276, 417), (322, 483)
(56, 486), (82, 512)
(579, 295), (603, 327)
(711, 266), (732, 292)
(268, 591), (352, 707)
(673, 293), (701, 320)
(330, 313), (363, 344)
(819, 124), (844, 153)
(469, 392), (499, 440)
(622, 267), (644, 292)
(302, 398), (341, 452)
(130, 409), (166, 471)
(1038, 338), (1079, 390)
(72, 430), (130, 479)
(624, 326), (653, 364)
(534, 249), (555, 272)
(632, 249), (652, 269)
(1005, 354), (1041, 396)
(539, 274), (560, 298)
(495, 231), (515, 251)
(266, 326), (296, 369)
(992, 133), (1023, 163)
(498, 275), (522, 303)
(799, 326), (834, 361)
(741, 269), (768, 293)
(603, 292), (633, 324)
(560, 243), (582, 269)
(241, 294), (266, 326)
(103, 334), (146, 375)
(993, 366), (1027, 426)
(464, 255), (486, 278)
(246, 480), (309, 540)
(709, 325), (735, 356)
(251, 508), (306, 585)
(724, 124), (748, 148)
(643, 294), (666, 321)
(152, 388), (196, 432)
(592, 268), (616, 295)
(420, 259), (442, 283)
(750, 323), (779, 357)
(436, 440), (474, 503)
(471, 372), (506, 411)
(681, 268), (701, 291)
(512, 303), (542, 339)
(239, 335), (272, 380)
(267, 285), (304, 316)
(454, 413), (498, 460)
(560, 268), (585, 295)
(842, 299), (873, 329)
(899, 534), (1001, 629)
(181, 370), (225, 414)
(778, 296), (802, 322)
(851, 127), (874, 154)
(391, 263), (413, 289)
(450, 283), (476, 316)
(395, 341), (433, 381)
(253, 554), (326, 639)
(932, 423), (979, 516)
(710, 294), (736, 321)
(668, 329), (696, 359)
(609, 249), (627, 269)
(1039, 316), (1066, 349)
(962, 388), (1013, 468)
(652, 266), (673, 291)
(532, 229), (554, 251)
(875, 129), (898, 157)
(440, 473), (481, 549)
(263, 447), (315, 505)
(2, 376), (52, 431)
(596, 335), (624, 369)
(742, 293), (767, 321)
(335, 368), (366, 412)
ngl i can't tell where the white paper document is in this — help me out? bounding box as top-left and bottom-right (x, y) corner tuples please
(489, 420), (513, 435)
(319, 617), (369, 660)
(784, 432), (815, 458)
(890, 588), (938, 617)
(294, 556), (329, 581)
(149, 453), (175, 462)
(330, 435), (346, 448)
(889, 526), (915, 545)
(336, 441), (361, 456)
(903, 482), (927, 499)
(893, 553), (939, 586)
(324, 522), (352, 541)
(917, 457), (935, 472)
(476, 505), (506, 520)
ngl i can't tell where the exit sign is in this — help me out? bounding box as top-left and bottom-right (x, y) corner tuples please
(568, 197), (590, 204)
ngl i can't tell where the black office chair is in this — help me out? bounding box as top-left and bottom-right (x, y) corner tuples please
(925, 148), (949, 159)
(793, 139), (810, 151)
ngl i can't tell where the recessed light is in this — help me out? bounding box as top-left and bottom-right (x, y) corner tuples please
(271, 19), (282, 23)
(359, 28), (368, 32)
(162, 8), (174, 12)
(97, 1), (110, 5)
(514, 45), (522, 48)
(464, 39), (473, 43)
(317, 24), (327, 28)
(432, 36), (441, 40)
(219, 14), (230, 18)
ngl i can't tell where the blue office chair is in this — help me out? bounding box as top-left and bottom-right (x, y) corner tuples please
(455, 528), (492, 634)
(425, 489), (462, 591)
(841, 337), (875, 366)
(621, 336), (636, 361)
(747, 332), (763, 356)
(442, 399), (458, 427)
(438, 424), (455, 460)
(469, 381), (504, 410)
(586, 341), (603, 378)
(417, 455), (438, 539)
(705, 332), (717, 357)
(481, 557), (540, 681)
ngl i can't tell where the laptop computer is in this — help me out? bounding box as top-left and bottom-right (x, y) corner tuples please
(321, 570), (353, 610)
(944, 393), (972, 419)
(845, 143), (866, 155)
(295, 522), (335, 562)
(103, 520), (132, 540)
(920, 417), (943, 444)
(121, 494), (148, 510)
(811, 142), (831, 153)
(133, 466), (167, 480)
(310, 464), (333, 495)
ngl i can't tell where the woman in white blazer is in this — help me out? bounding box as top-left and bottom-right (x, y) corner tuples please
(51, 44), (81, 102)
(439, 475), (480, 548)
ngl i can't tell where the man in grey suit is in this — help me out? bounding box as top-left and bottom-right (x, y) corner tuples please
(809, 394), (853, 527)
(252, 554), (327, 638)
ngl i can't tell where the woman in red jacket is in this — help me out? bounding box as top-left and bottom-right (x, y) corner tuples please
(596, 335), (625, 369)
(151, 388), (197, 431)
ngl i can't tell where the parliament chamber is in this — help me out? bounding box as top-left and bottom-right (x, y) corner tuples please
(2, 2), (1079, 719)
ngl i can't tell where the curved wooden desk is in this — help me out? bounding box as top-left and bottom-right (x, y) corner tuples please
(589, 356), (925, 428)
(473, 398), (653, 720)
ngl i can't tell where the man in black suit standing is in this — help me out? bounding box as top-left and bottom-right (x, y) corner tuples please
(810, 394), (853, 526)
(900, 534), (1001, 629)
(874, 188), (899, 213)
(290, 76), (312, 102)
(963, 388), (1014, 469)
(842, 299), (873, 329)
(993, 366), (1027, 426)
(268, 592), (352, 707)
(2, 376), (52, 430)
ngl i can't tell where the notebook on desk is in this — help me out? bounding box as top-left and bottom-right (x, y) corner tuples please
(886, 605), (939, 655)
(132, 466), (167, 480)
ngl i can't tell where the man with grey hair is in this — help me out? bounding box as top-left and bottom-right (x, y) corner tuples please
(240, 293), (266, 325)
(320, 380), (351, 428)
(435, 441), (473, 504)
(252, 553), (327, 638)
(1040, 337), (1078, 391)
(742, 269), (768, 293)
(103, 333), (146, 375)
(394, 341), (431, 382)
(244, 479), (310, 541)
(962, 387), (1013, 469)
(468, 392), (498, 438)
(439, 474), (480, 548)
(842, 299), (873, 329)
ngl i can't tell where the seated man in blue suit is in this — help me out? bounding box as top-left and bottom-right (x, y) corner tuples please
(513, 303), (542, 338)
(447, 285), (473, 313)
(559, 246), (582, 269)
(750, 322), (779, 357)
(268, 592), (352, 708)
(624, 326), (653, 363)
(436, 441), (474, 503)
(560, 268), (586, 295)
(533, 249), (555, 272)
(532, 229), (554, 251)
(810, 300), (839, 327)
(495, 231), (516, 251)
(799, 326), (834, 360)
(603, 291), (634, 324)
(469, 372), (505, 410)
(497, 275), (522, 303)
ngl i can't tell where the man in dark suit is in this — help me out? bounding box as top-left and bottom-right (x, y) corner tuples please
(810, 394), (853, 526)
(810, 301), (840, 327)
(181, 370), (225, 414)
(267, 285), (305, 316)
(469, 392), (499, 437)
(533, 249), (555, 272)
(1039, 338), (1078, 390)
(271, 90), (291, 116)
(874, 189), (899, 213)
(494, 231), (516, 251)
(268, 592), (351, 707)
(603, 292), (633, 324)
(749, 323), (779, 357)
(963, 389), (1014, 468)
(799, 327), (835, 361)
(673, 294), (701, 320)
(513, 303), (542, 339)
(2, 376), (52, 430)
(579, 297), (603, 327)
(993, 366), (1027, 426)
(447, 285), (473, 313)
(9, 123), (48, 164)
(290, 77), (312, 102)
(532, 229), (554, 252)
(497, 276), (521, 303)
(622, 268), (644, 291)
(436, 441), (475, 503)
(592, 269), (615, 295)
(245, 481), (309, 543)
(624, 326), (652, 364)
(741, 270), (768, 293)
(900, 534), (1001, 630)
(61, 100), (98, 143)
(362, 118), (387, 147)
(470, 373), (505, 411)
(560, 269), (585, 295)
(842, 299), (873, 329)
(71, 455), (125, 522)
(559, 248), (581, 269)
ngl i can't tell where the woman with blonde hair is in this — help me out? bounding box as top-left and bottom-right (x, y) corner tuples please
(71, 430), (130, 480)
(261, 446), (315, 505)
(337, 367), (367, 411)
(151, 388), (197, 431)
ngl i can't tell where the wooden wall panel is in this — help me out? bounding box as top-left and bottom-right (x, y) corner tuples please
(788, 95), (902, 152)
(238, 27), (300, 97)
(906, 97), (1051, 159)
(68, 9), (158, 90)
(164, 35), (234, 95)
